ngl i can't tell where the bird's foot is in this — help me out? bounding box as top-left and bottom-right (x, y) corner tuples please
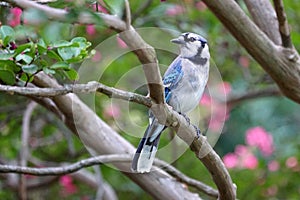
(179, 112), (190, 125)
(192, 124), (201, 138)
(178, 112), (201, 138)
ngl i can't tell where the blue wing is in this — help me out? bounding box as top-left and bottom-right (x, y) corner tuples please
(162, 57), (183, 103)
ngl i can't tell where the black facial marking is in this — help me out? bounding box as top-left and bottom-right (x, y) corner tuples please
(201, 42), (205, 48)
(187, 46), (208, 65)
(183, 33), (190, 42)
(183, 33), (198, 43)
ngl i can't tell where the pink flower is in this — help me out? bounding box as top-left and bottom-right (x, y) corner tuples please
(235, 145), (258, 169)
(223, 153), (238, 169)
(224, 145), (258, 170)
(59, 175), (77, 196)
(117, 36), (127, 48)
(104, 104), (121, 119)
(9, 7), (22, 27)
(165, 5), (185, 16)
(242, 153), (258, 169)
(268, 160), (280, 172)
(235, 145), (249, 156)
(245, 126), (274, 157)
(200, 93), (212, 106)
(86, 24), (96, 35)
(285, 156), (298, 168)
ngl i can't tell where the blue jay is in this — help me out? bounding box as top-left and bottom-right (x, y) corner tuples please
(132, 32), (210, 173)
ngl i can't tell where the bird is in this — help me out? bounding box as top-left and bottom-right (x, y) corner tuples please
(132, 32), (210, 173)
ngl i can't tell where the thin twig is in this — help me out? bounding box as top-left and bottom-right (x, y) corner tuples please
(124, 0), (131, 29)
(227, 86), (281, 105)
(19, 101), (37, 200)
(0, 154), (218, 198)
(4, 0), (126, 30)
(154, 159), (219, 198)
(94, 166), (105, 200)
(0, 82), (151, 107)
(273, 0), (292, 48)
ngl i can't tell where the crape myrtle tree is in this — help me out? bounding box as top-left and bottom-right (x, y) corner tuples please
(0, 0), (300, 199)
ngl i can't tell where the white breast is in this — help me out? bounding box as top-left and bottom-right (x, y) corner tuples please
(168, 59), (209, 113)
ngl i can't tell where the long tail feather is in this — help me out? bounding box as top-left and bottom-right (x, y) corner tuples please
(132, 120), (165, 173)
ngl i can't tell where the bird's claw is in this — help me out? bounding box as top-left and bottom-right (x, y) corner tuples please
(178, 112), (201, 138)
(192, 124), (201, 138)
(179, 112), (190, 125)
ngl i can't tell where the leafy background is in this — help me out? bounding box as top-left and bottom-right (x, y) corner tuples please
(0, 0), (300, 199)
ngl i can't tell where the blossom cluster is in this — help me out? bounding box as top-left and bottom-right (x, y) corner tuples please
(223, 126), (275, 170)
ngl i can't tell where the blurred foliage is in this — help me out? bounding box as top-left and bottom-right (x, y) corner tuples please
(0, 24), (92, 85)
(0, 0), (300, 199)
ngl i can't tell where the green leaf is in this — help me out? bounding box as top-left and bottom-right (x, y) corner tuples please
(38, 59), (48, 68)
(14, 43), (33, 56)
(50, 61), (70, 69)
(43, 67), (55, 74)
(71, 37), (91, 49)
(0, 26), (15, 46)
(38, 38), (47, 48)
(37, 38), (47, 54)
(19, 73), (34, 83)
(37, 44), (47, 55)
(3, 36), (13, 47)
(64, 68), (79, 80)
(22, 64), (38, 74)
(65, 56), (83, 63)
(0, 60), (20, 73)
(103, 0), (124, 17)
(0, 69), (15, 85)
(58, 47), (80, 61)
(16, 54), (33, 64)
(0, 52), (15, 60)
(51, 40), (74, 48)
(47, 50), (62, 61)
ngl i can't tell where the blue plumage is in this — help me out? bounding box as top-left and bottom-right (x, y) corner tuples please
(163, 58), (183, 103)
(132, 32), (210, 173)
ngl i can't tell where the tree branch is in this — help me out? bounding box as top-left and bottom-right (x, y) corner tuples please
(19, 101), (37, 200)
(71, 169), (118, 200)
(4, 0), (164, 103)
(154, 159), (219, 198)
(227, 86), (282, 105)
(3, 1), (235, 198)
(244, 0), (281, 45)
(203, 0), (300, 104)
(273, 0), (292, 48)
(4, 0), (126, 31)
(124, 0), (131, 29)
(32, 72), (201, 200)
(0, 82), (151, 107)
(0, 154), (218, 198)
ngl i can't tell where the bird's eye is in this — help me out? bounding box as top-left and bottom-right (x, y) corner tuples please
(189, 37), (196, 42)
